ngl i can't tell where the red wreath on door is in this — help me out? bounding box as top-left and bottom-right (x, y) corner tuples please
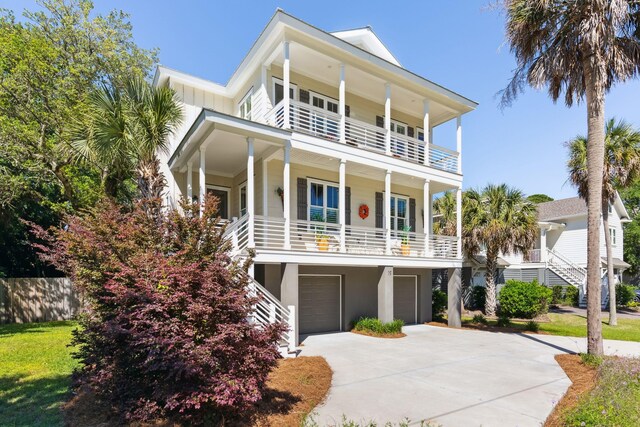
(358, 204), (369, 220)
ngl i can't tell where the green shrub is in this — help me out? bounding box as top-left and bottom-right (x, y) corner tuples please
(496, 315), (511, 327)
(616, 284), (636, 307)
(564, 285), (579, 306)
(353, 317), (404, 335)
(498, 279), (553, 319)
(525, 320), (540, 332)
(432, 289), (447, 319)
(470, 286), (486, 311)
(551, 285), (564, 305)
(580, 352), (603, 367)
(472, 314), (488, 324)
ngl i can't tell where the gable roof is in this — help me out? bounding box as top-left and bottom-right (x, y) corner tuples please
(537, 193), (631, 222)
(331, 27), (401, 67)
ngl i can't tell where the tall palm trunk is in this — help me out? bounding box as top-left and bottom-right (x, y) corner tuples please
(137, 157), (166, 201)
(583, 59), (605, 356)
(602, 201), (617, 326)
(484, 247), (498, 317)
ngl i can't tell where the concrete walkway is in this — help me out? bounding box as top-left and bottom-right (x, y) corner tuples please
(299, 325), (640, 427)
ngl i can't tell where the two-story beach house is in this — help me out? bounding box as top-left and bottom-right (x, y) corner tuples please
(154, 10), (476, 349)
(466, 195), (631, 308)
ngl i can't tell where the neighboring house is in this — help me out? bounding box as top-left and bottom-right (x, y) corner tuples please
(467, 194), (631, 307)
(153, 10), (476, 347)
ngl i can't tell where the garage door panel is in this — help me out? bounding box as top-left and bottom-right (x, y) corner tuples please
(394, 276), (416, 324)
(299, 276), (340, 334)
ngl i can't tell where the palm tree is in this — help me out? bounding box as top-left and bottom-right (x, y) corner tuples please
(463, 184), (538, 316)
(567, 118), (640, 326)
(72, 76), (182, 201)
(433, 191), (457, 236)
(501, 0), (640, 355)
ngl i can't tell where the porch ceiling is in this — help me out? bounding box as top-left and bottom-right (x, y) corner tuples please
(270, 42), (459, 126)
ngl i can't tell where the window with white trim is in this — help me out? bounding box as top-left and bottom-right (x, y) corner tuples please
(309, 91), (339, 138)
(417, 127), (425, 142)
(390, 194), (409, 231)
(608, 204), (613, 214)
(272, 77), (297, 104)
(239, 184), (247, 216)
(610, 227), (617, 246)
(239, 88), (252, 120)
(309, 180), (339, 224)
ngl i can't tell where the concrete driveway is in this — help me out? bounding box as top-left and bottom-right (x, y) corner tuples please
(298, 325), (640, 427)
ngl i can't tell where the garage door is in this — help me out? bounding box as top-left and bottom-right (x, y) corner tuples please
(299, 275), (341, 334)
(394, 276), (417, 324)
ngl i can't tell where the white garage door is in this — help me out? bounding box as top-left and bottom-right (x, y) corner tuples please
(394, 275), (417, 324)
(299, 275), (341, 334)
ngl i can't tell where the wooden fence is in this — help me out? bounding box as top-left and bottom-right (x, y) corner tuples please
(0, 278), (82, 324)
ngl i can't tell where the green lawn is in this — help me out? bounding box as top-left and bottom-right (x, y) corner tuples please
(0, 321), (77, 427)
(462, 313), (640, 342)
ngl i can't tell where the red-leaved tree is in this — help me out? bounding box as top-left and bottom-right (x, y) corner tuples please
(30, 197), (285, 423)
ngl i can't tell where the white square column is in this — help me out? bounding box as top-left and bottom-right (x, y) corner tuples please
(339, 159), (346, 252)
(377, 266), (394, 323)
(456, 115), (462, 174)
(246, 138), (255, 248)
(423, 180), (431, 256)
(283, 41), (291, 129)
(384, 83), (391, 155)
(339, 64), (346, 144)
(423, 99), (430, 166)
(385, 170), (391, 255)
(199, 144), (207, 217)
(283, 142), (291, 249)
(456, 187), (462, 258)
(186, 160), (193, 202)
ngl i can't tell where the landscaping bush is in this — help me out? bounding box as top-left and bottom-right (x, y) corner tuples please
(498, 279), (553, 319)
(31, 197), (286, 423)
(471, 314), (488, 325)
(525, 320), (540, 332)
(353, 317), (404, 335)
(616, 284), (637, 307)
(432, 289), (447, 319)
(551, 285), (564, 306)
(469, 285), (486, 311)
(496, 315), (511, 327)
(564, 285), (580, 306)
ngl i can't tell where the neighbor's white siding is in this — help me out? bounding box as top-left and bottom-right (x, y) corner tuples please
(546, 218), (588, 265)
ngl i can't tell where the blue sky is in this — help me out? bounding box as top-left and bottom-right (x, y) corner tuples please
(4, 0), (640, 200)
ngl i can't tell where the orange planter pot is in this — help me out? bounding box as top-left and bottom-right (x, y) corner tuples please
(316, 237), (330, 251)
(401, 243), (411, 256)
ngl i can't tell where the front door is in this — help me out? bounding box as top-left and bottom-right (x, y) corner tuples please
(207, 187), (229, 219)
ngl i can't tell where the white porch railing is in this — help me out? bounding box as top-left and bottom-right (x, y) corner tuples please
(523, 249), (541, 263)
(263, 102), (460, 173)
(224, 213), (250, 255)
(254, 215), (459, 259)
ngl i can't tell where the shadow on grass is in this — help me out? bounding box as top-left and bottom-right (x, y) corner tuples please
(0, 321), (77, 337)
(0, 373), (71, 426)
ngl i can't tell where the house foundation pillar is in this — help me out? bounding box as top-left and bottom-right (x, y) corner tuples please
(378, 266), (394, 323)
(281, 263), (298, 344)
(447, 267), (462, 328)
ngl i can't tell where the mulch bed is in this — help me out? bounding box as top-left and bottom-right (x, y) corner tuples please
(351, 329), (406, 339)
(63, 356), (332, 427)
(426, 320), (550, 335)
(544, 354), (598, 427)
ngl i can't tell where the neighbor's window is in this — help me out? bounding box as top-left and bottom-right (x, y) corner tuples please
(239, 88), (253, 120)
(609, 227), (617, 245)
(309, 180), (339, 224)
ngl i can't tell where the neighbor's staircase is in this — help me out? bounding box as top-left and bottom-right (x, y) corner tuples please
(546, 248), (608, 309)
(223, 215), (297, 357)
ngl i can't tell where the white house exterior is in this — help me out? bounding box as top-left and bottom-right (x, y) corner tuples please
(468, 195), (631, 307)
(154, 10), (476, 346)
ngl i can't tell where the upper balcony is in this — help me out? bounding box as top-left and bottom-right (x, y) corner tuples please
(236, 33), (470, 177)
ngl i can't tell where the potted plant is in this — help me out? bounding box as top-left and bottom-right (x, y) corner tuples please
(400, 225), (411, 256)
(311, 212), (330, 251)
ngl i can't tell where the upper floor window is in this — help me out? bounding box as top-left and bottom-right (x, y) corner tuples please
(239, 88), (252, 120)
(272, 77), (297, 104)
(239, 184), (247, 216)
(608, 204), (613, 214)
(390, 194), (409, 231)
(311, 91), (338, 114)
(609, 227), (617, 246)
(417, 127), (425, 142)
(390, 119), (407, 135)
(309, 180), (339, 224)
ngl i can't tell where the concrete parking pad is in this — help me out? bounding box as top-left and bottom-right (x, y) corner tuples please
(299, 325), (640, 427)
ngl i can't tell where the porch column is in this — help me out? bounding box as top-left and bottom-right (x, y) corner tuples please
(377, 266), (394, 323)
(456, 115), (462, 174)
(283, 41), (291, 129)
(384, 83), (391, 155)
(385, 170), (391, 255)
(283, 142), (291, 249)
(281, 263), (299, 345)
(423, 180), (431, 256)
(199, 145), (207, 217)
(186, 160), (193, 202)
(339, 64), (346, 144)
(456, 187), (462, 258)
(423, 99), (430, 166)
(258, 65), (268, 123)
(262, 158), (268, 217)
(247, 138), (255, 248)
(447, 268), (462, 328)
(540, 228), (548, 262)
(339, 159), (346, 252)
